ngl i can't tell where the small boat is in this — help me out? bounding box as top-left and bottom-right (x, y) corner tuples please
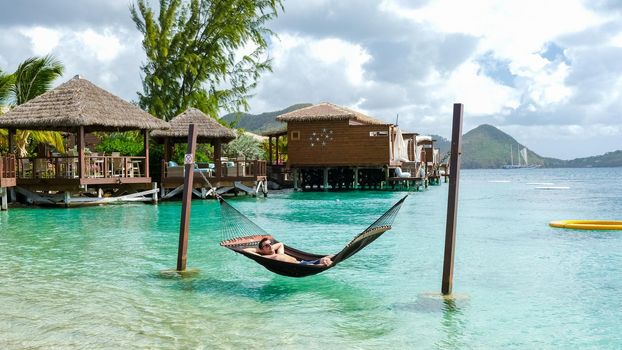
(549, 220), (622, 230)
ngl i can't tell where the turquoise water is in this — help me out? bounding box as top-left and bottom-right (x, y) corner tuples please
(1, 168), (621, 349)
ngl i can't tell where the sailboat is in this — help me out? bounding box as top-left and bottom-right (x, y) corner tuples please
(502, 144), (541, 169)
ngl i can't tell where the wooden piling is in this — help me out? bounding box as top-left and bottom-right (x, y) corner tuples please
(323, 168), (329, 190)
(441, 103), (464, 295)
(177, 124), (198, 271)
(1, 187), (7, 211)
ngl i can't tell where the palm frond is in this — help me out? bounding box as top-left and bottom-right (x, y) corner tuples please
(0, 69), (14, 107)
(12, 55), (64, 105)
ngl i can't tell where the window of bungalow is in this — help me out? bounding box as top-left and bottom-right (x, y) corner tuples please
(369, 131), (388, 137)
(290, 131), (300, 141)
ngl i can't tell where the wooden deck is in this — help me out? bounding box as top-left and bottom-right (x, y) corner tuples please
(15, 155), (152, 191)
(160, 159), (268, 198)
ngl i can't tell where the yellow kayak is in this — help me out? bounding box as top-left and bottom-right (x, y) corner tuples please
(549, 220), (622, 230)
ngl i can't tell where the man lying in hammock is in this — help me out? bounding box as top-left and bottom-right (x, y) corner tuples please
(244, 237), (333, 266)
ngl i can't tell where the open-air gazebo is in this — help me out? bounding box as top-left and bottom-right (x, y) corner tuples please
(151, 108), (267, 198)
(0, 75), (170, 206)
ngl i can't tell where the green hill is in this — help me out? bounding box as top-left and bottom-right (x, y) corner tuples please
(460, 124), (622, 168)
(461, 124), (546, 168)
(221, 103), (311, 133)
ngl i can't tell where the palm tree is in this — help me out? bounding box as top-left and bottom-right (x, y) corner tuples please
(0, 55), (65, 156)
(0, 69), (13, 103)
(0, 69), (15, 149)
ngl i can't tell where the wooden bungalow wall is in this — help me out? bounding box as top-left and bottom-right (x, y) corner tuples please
(287, 120), (392, 167)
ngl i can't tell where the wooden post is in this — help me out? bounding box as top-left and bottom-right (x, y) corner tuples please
(164, 137), (171, 161)
(214, 140), (222, 179)
(64, 191), (71, 207)
(177, 124), (198, 271)
(268, 136), (273, 165)
(293, 168), (299, 190)
(442, 103), (464, 295)
(1, 187), (7, 211)
(275, 136), (280, 165)
(143, 129), (150, 178)
(8, 128), (15, 154)
(323, 167), (329, 190)
(77, 126), (85, 179)
(152, 182), (158, 203)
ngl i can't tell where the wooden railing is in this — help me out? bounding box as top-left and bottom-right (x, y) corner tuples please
(162, 159), (267, 179)
(0, 154), (16, 180)
(16, 156), (147, 179)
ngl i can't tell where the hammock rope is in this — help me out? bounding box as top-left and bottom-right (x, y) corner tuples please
(219, 195), (408, 277)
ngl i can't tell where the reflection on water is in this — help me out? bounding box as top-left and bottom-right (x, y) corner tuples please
(437, 297), (466, 349)
(1, 168), (622, 348)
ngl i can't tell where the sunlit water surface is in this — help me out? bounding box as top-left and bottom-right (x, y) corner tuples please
(1, 168), (621, 349)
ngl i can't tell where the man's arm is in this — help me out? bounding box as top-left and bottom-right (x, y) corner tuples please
(273, 242), (285, 254)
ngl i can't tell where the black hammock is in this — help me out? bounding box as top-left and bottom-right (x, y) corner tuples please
(219, 195), (407, 277)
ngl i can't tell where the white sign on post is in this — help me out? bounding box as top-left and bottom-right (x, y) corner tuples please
(184, 153), (194, 165)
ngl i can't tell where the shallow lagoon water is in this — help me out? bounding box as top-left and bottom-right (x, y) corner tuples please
(1, 168), (621, 349)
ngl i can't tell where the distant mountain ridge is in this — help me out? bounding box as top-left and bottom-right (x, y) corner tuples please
(461, 124), (622, 168)
(221, 103), (311, 133)
(221, 105), (621, 168)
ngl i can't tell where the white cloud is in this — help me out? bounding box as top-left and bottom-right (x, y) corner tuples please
(20, 26), (61, 55)
(76, 29), (123, 62)
(307, 37), (371, 86)
(438, 61), (520, 116)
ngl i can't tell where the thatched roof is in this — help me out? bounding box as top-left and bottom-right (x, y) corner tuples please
(151, 108), (236, 143)
(0, 75), (170, 132)
(275, 102), (388, 125)
(261, 125), (287, 137)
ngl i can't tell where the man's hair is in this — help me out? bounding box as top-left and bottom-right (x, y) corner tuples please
(258, 237), (271, 249)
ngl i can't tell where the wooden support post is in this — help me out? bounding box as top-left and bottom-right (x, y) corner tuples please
(214, 140), (222, 179)
(164, 137), (171, 161)
(354, 167), (359, 189)
(143, 129), (150, 178)
(442, 103), (464, 295)
(268, 136), (273, 165)
(323, 167), (329, 190)
(77, 126), (85, 180)
(177, 124), (198, 272)
(64, 191), (71, 207)
(152, 182), (158, 203)
(293, 168), (299, 191)
(1, 187), (7, 211)
(275, 136), (280, 165)
(8, 128), (15, 154)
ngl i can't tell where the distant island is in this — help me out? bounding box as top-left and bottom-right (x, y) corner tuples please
(222, 105), (622, 168)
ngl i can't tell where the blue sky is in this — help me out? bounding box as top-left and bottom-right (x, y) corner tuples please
(1, 0), (621, 159)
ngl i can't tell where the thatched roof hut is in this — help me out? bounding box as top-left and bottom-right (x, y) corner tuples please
(275, 102), (388, 125)
(151, 108), (236, 143)
(0, 75), (169, 132)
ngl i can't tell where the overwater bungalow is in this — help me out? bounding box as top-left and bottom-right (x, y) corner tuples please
(414, 135), (442, 184)
(152, 108), (267, 198)
(0, 75), (170, 206)
(275, 102), (427, 190)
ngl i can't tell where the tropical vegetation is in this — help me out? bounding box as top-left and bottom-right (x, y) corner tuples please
(130, 0), (283, 121)
(0, 55), (65, 156)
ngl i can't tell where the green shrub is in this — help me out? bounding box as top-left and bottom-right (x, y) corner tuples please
(95, 132), (144, 156)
